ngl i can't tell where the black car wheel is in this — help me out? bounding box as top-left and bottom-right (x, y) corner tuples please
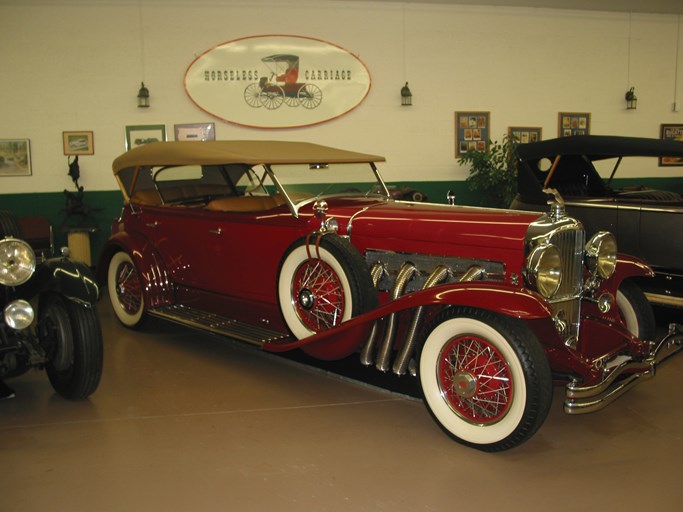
(616, 279), (656, 340)
(39, 294), (103, 400)
(277, 235), (376, 340)
(418, 306), (552, 452)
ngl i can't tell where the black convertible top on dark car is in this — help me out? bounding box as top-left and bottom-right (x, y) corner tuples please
(517, 135), (683, 161)
(511, 134), (683, 308)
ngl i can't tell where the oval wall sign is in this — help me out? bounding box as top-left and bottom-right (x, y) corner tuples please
(184, 35), (371, 129)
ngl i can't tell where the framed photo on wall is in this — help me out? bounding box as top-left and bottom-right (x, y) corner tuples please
(125, 124), (166, 150)
(174, 123), (215, 141)
(455, 111), (490, 157)
(508, 126), (542, 144)
(558, 112), (590, 137)
(659, 123), (683, 166)
(0, 139), (31, 176)
(63, 131), (94, 155)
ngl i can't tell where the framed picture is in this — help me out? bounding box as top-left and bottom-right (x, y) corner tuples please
(508, 126), (542, 144)
(63, 131), (94, 155)
(174, 123), (215, 141)
(455, 111), (490, 157)
(659, 124), (683, 166)
(0, 139), (31, 176)
(125, 124), (166, 150)
(558, 112), (591, 137)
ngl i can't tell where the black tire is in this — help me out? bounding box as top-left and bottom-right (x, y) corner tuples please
(107, 251), (146, 328)
(277, 234), (376, 340)
(616, 279), (656, 340)
(418, 306), (552, 452)
(39, 294), (103, 400)
(0, 210), (22, 238)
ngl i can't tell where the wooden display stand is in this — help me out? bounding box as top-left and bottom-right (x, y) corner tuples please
(67, 229), (96, 266)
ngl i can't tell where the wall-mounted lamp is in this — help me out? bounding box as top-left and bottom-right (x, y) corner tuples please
(401, 82), (412, 106)
(137, 82), (150, 108)
(625, 86), (637, 110)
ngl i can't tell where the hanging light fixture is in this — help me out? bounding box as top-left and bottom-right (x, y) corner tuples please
(401, 82), (412, 106)
(137, 82), (150, 108)
(625, 86), (637, 110)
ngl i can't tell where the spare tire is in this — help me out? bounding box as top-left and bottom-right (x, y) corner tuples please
(277, 234), (376, 340)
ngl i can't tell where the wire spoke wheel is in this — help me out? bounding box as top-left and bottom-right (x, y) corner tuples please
(292, 259), (344, 331)
(107, 251), (145, 328)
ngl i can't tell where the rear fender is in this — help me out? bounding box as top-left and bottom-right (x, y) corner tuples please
(97, 231), (172, 309)
(264, 282), (553, 355)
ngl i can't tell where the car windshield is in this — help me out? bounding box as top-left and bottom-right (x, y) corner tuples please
(267, 162), (388, 202)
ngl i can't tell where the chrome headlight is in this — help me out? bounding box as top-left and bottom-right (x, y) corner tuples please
(526, 243), (562, 298)
(4, 299), (35, 330)
(0, 238), (36, 286)
(585, 232), (617, 280)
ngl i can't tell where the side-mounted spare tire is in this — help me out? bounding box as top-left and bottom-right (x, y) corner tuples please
(277, 234), (377, 342)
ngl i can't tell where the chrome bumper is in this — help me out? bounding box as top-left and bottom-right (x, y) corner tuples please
(565, 323), (683, 414)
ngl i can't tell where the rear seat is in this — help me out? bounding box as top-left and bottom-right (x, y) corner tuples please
(205, 195), (286, 212)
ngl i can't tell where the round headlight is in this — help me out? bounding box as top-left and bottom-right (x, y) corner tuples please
(585, 232), (617, 280)
(526, 243), (562, 298)
(4, 299), (35, 330)
(0, 238), (36, 286)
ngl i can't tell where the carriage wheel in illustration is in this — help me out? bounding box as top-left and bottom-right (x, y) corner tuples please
(244, 83), (263, 108)
(298, 84), (322, 109)
(259, 85), (285, 110)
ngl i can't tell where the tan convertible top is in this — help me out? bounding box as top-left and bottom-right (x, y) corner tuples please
(113, 140), (385, 174)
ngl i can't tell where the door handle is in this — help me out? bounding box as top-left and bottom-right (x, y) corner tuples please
(209, 228), (222, 235)
(145, 221), (158, 228)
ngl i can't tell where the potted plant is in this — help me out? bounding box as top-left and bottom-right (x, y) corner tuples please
(458, 134), (519, 208)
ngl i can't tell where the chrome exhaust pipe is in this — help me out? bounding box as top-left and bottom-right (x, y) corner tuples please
(375, 262), (417, 372)
(392, 265), (450, 376)
(392, 264), (485, 376)
(360, 262), (387, 366)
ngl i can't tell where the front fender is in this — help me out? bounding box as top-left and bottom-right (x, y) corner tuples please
(264, 282), (553, 354)
(17, 257), (99, 306)
(614, 254), (653, 283)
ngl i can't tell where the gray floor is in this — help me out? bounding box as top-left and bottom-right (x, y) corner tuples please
(2, 300), (682, 511)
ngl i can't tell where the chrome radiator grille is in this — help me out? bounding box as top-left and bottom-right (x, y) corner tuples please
(525, 212), (585, 346)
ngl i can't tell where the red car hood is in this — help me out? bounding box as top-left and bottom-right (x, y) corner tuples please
(329, 200), (541, 253)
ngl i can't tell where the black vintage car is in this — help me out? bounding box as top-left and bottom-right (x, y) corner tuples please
(511, 135), (683, 308)
(0, 211), (103, 399)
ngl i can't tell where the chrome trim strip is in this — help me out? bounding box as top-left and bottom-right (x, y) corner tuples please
(564, 200), (683, 214)
(644, 292), (683, 308)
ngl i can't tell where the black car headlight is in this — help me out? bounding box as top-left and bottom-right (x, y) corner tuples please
(0, 238), (36, 286)
(4, 299), (35, 330)
(585, 232), (617, 280)
(526, 243), (562, 298)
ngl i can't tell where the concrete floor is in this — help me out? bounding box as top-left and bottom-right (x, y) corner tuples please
(2, 301), (682, 512)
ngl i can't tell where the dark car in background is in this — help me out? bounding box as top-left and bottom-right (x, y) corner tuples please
(511, 135), (683, 308)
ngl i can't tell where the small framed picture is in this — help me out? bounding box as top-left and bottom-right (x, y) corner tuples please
(455, 111), (490, 157)
(659, 124), (683, 166)
(0, 139), (32, 176)
(63, 131), (94, 155)
(558, 112), (591, 137)
(125, 124), (166, 150)
(508, 126), (542, 144)
(174, 122), (215, 141)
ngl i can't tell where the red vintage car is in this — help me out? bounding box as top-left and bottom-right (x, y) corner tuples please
(99, 140), (683, 452)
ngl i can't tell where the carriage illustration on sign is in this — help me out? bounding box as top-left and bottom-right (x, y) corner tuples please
(244, 55), (323, 110)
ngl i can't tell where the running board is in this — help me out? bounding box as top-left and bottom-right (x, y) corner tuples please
(149, 304), (291, 347)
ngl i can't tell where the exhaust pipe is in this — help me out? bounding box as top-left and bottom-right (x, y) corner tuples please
(375, 262), (417, 372)
(392, 265), (450, 375)
(360, 262), (387, 366)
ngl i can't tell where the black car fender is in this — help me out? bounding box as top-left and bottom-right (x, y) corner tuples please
(17, 257), (99, 306)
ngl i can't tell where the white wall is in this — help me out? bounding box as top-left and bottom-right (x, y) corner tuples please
(1, 0), (682, 194)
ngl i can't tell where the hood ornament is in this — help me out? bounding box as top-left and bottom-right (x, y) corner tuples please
(543, 188), (566, 220)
